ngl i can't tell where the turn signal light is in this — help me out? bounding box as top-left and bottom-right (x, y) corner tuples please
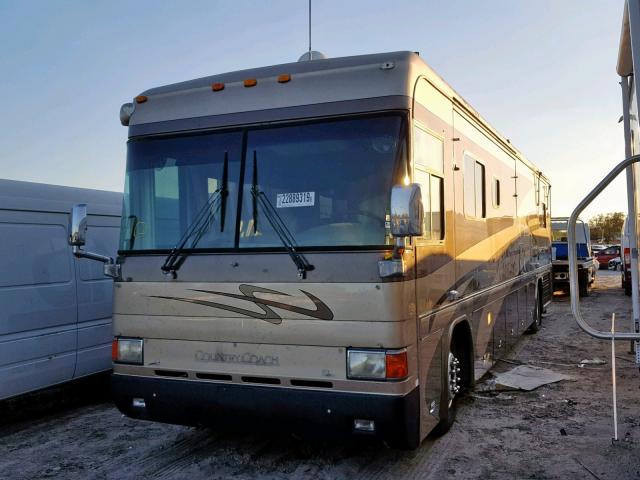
(385, 351), (408, 379)
(211, 82), (225, 91)
(244, 78), (257, 87)
(135, 95), (148, 104)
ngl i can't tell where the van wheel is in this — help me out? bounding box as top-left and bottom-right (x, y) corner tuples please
(432, 344), (462, 436)
(625, 281), (632, 296)
(527, 286), (542, 333)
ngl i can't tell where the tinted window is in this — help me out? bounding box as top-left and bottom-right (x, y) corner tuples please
(464, 154), (486, 218)
(122, 131), (243, 250)
(121, 115), (407, 251)
(239, 116), (405, 247)
(493, 178), (501, 208)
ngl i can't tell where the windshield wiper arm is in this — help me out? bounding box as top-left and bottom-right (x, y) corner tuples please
(161, 154), (228, 278)
(250, 151), (314, 279)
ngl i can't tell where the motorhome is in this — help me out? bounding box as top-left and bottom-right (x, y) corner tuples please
(0, 179), (121, 400)
(71, 51), (552, 448)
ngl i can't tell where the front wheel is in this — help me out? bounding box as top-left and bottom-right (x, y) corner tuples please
(432, 347), (462, 436)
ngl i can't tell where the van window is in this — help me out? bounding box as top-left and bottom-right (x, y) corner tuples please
(0, 223), (71, 288)
(464, 154), (486, 218)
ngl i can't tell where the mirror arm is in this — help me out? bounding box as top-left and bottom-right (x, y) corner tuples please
(392, 237), (406, 258)
(72, 245), (113, 264)
(72, 246), (120, 279)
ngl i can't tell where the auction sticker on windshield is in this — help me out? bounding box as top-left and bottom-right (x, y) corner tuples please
(276, 192), (315, 208)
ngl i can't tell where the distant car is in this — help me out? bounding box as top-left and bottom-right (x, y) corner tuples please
(609, 257), (622, 270)
(595, 245), (621, 270)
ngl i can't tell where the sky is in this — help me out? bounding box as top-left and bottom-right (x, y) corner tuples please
(0, 0), (629, 220)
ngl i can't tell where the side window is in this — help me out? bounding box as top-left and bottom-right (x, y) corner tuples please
(414, 169), (444, 241)
(464, 154), (486, 218)
(492, 177), (501, 208)
(413, 126), (444, 240)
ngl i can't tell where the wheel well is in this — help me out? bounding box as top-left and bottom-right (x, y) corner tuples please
(451, 321), (474, 389)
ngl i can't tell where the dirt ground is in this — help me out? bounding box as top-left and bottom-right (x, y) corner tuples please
(2, 270), (640, 480)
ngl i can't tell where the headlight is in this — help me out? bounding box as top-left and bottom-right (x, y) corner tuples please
(112, 338), (143, 365)
(347, 350), (386, 379)
(347, 349), (408, 380)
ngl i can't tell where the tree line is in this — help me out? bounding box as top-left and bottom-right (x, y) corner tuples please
(588, 212), (625, 244)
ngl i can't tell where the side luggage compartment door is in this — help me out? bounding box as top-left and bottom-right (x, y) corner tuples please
(73, 213), (120, 378)
(0, 210), (78, 399)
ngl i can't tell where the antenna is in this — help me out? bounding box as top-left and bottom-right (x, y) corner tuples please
(297, 1), (326, 62)
(308, 0), (312, 58)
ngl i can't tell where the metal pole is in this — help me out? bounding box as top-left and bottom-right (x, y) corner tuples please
(568, 154), (640, 340)
(611, 313), (618, 441)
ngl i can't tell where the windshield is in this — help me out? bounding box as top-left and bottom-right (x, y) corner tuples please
(120, 114), (406, 252)
(551, 220), (588, 243)
(121, 131), (242, 250)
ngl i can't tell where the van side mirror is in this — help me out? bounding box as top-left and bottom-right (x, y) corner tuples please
(69, 204), (88, 247)
(390, 184), (424, 237)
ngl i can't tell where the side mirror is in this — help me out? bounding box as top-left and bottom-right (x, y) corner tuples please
(69, 204), (88, 246)
(390, 184), (424, 237)
(67, 203), (120, 278)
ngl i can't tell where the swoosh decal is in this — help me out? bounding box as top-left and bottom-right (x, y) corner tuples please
(150, 284), (334, 324)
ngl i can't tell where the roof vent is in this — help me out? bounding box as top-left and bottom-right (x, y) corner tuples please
(298, 51), (327, 62)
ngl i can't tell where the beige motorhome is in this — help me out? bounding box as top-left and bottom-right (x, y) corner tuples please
(70, 51), (552, 448)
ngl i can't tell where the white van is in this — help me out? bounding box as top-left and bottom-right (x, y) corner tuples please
(0, 179), (121, 400)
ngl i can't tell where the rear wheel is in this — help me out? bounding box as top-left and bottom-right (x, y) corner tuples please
(578, 271), (590, 297)
(527, 285), (542, 333)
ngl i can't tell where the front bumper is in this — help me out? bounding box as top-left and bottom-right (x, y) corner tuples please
(112, 374), (420, 443)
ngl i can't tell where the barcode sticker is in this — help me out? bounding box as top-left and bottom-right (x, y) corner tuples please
(276, 192), (315, 208)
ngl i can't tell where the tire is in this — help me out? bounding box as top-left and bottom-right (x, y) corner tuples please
(432, 341), (463, 436)
(579, 271), (590, 297)
(527, 285), (542, 333)
(625, 281), (632, 297)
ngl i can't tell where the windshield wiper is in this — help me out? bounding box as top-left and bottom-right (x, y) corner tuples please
(250, 151), (314, 279)
(161, 154), (229, 278)
(126, 215), (138, 250)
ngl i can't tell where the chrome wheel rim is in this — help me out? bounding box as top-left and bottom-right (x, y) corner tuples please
(447, 352), (461, 406)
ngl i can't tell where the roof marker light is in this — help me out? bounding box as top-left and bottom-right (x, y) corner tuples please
(212, 83), (225, 92)
(277, 74), (291, 83)
(135, 95), (148, 104)
(244, 79), (257, 88)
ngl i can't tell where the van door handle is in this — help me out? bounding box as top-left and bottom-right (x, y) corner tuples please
(447, 290), (461, 301)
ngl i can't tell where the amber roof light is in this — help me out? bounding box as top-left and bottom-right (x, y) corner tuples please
(277, 74), (291, 83)
(244, 78), (257, 88)
(135, 95), (148, 104)
(211, 83), (225, 92)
